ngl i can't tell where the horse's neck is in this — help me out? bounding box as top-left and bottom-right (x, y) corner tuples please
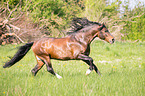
(68, 24), (99, 45)
(73, 30), (97, 45)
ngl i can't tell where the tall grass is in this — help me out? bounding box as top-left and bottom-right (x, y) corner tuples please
(0, 41), (145, 96)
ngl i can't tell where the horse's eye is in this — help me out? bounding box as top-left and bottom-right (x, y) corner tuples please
(105, 30), (108, 32)
(105, 34), (108, 37)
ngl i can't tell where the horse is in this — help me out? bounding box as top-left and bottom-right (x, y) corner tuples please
(3, 18), (115, 79)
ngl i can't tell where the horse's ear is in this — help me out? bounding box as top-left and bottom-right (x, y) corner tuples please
(99, 23), (104, 30)
(103, 22), (105, 25)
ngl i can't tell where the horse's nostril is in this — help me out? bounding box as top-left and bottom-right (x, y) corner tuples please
(112, 38), (115, 43)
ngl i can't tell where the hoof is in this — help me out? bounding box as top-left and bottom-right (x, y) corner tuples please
(31, 70), (37, 76)
(56, 73), (62, 79)
(86, 69), (92, 75)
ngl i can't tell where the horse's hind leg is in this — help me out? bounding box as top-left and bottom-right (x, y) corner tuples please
(31, 56), (44, 76)
(44, 56), (62, 79)
(46, 63), (62, 79)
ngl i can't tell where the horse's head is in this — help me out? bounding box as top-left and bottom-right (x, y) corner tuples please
(98, 23), (115, 44)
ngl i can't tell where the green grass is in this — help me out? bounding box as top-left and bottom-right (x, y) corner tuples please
(0, 41), (145, 96)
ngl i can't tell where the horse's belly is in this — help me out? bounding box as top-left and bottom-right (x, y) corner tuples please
(49, 49), (73, 60)
(49, 45), (85, 60)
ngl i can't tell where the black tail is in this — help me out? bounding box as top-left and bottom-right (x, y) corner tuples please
(3, 42), (34, 68)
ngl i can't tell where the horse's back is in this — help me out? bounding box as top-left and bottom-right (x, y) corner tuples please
(32, 37), (75, 60)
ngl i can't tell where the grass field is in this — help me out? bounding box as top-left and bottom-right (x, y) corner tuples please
(0, 41), (145, 96)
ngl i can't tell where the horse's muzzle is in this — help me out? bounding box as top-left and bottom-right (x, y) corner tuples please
(109, 38), (115, 44)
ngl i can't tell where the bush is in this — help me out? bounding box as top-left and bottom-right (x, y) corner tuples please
(121, 7), (145, 41)
(24, 0), (83, 37)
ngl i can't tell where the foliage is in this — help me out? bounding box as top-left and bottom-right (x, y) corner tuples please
(24, 0), (83, 36)
(121, 6), (145, 41)
(0, 0), (145, 41)
(0, 41), (145, 95)
(80, 0), (106, 21)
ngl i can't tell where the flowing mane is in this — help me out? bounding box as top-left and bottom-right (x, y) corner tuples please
(67, 18), (101, 35)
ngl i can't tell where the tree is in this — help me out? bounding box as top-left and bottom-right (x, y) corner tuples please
(25, 0), (83, 37)
(121, 2), (145, 41)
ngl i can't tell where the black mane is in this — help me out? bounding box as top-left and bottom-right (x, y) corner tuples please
(67, 18), (101, 35)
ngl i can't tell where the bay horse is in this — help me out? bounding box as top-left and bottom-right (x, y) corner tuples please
(3, 18), (115, 79)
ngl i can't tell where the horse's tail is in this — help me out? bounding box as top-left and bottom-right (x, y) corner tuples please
(3, 42), (34, 68)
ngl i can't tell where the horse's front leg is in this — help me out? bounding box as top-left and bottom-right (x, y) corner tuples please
(77, 54), (101, 75)
(83, 60), (101, 75)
